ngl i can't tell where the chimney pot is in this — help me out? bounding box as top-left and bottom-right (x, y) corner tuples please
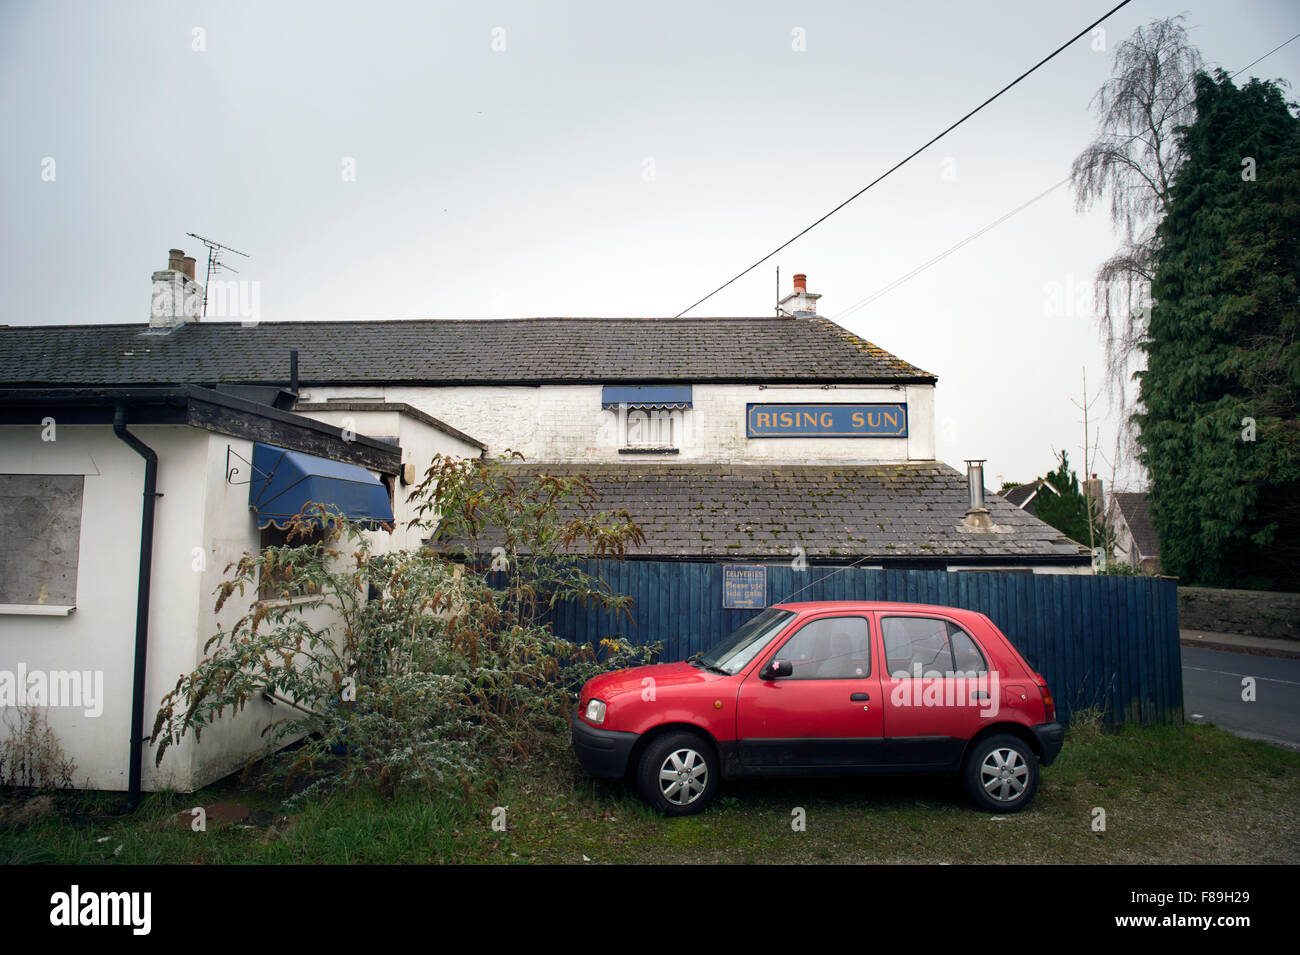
(778, 271), (820, 317)
(151, 248), (203, 329)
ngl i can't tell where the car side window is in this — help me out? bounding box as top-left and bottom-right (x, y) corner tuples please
(883, 616), (949, 677)
(883, 616), (988, 678)
(949, 625), (987, 675)
(773, 616), (871, 679)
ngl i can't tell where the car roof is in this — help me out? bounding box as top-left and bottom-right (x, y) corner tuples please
(773, 601), (983, 617)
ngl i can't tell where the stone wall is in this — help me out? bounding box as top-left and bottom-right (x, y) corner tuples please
(1178, 586), (1300, 641)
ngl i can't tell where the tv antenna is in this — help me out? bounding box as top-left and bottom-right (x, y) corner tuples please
(186, 232), (249, 318)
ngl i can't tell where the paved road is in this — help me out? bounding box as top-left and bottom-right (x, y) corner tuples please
(1182, 646), (1300, 750)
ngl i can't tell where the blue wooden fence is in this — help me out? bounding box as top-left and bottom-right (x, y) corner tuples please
(549, 561), (1183, 725)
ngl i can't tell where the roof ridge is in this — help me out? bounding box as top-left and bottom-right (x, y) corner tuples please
(2, 316), (809, 330)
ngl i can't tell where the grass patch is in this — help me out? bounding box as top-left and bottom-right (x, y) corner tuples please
(2, 721), (1296, 864)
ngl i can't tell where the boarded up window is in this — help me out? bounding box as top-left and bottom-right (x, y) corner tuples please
(0, 474), (84, 605)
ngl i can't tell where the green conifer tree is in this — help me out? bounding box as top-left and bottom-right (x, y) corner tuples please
(1137, 71), (1300, 589)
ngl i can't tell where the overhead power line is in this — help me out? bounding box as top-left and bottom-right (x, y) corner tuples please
(1230, 31), (1300, 78)
(674, 0), (1135, 316)
(827, 31), (1300, 321)
(830, 177), (1071, 321)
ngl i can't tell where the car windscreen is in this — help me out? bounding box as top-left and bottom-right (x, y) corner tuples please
(695, 608), (794, 675)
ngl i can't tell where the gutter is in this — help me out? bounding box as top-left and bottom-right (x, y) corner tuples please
(112, 404), (159, 811)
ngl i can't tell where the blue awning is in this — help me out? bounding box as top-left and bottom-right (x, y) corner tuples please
(248, 442), (394, 530)
(601, 385), (692, 410)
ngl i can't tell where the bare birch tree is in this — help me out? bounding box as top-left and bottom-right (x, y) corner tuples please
(1071, 16), (1203, 423)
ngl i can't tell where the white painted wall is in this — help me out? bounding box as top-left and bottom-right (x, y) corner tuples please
(298, 382), (937, 465)
(0, 418), (460, 793)
(1108, 508), (1137, 567)
(188, 431), (355, 789)
(291, 407), (485, 551)
(0, 424), (210, 791)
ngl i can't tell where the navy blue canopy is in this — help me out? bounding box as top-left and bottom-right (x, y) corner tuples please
(248, 442), (394, 530)
(600, 385), (692, 410)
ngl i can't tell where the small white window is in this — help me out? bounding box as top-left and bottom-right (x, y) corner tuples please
(626, 407), (678, 448)
(602, 386), (691, 452)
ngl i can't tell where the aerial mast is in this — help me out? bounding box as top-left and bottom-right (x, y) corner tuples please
(186, 232), (249, 319)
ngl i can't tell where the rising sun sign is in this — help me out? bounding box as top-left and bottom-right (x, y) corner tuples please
(745, 403), (908, 438)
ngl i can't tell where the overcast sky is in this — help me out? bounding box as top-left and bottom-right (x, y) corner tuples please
(3, 1), (1297, 489)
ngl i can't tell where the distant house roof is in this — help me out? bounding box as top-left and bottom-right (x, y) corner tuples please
(1001, 483), (1039, 509)
(1111, 491), (1160, 559)
(456, 462), (1090, 564)
(997, 479), (1059, 517)
(0, 316), (936, 388)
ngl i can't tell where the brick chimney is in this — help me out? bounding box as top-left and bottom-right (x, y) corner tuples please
(778, 272), (821, 318)
(149, 248), (204, 328)
(1084, 473), (1104, 522)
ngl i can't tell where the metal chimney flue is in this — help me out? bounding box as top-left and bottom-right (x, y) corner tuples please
(962, 459), (997, 531)
(966, 459), (986, 511)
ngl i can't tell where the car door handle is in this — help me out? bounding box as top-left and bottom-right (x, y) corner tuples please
(850, 693), (870, 701)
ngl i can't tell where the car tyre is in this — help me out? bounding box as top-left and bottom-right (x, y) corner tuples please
(636, 732), (719, 816)
(963, 733), (1039, 813)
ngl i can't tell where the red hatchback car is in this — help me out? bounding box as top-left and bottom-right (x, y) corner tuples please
(572, 601), (1063, 815)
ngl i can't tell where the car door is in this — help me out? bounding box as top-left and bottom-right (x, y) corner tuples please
(878, 612), (998, 769)
(735, 613), (883, 771)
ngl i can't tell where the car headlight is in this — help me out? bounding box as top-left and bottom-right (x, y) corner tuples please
(584, 698), (607, 725)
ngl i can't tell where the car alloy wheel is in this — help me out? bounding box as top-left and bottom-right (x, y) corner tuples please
(658, 747), (708, 807)
(963, 733), (1039, 813)
(979, 747), (1029, 802)
(636, 732), (720, 816)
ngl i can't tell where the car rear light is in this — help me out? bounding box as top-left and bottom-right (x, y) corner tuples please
(1036, 681), (1056, 722)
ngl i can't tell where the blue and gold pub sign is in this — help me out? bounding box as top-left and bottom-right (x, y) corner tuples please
(745, 403), (908, 438)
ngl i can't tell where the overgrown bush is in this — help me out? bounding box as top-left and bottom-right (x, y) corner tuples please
(414, 450), (647, 623)
(0, 706), (77, 790)
(151, 453), (657, 799)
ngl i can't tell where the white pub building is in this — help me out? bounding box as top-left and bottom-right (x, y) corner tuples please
(0, 255), (1088, 795)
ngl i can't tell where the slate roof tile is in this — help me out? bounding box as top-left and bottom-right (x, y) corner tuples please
(0, 316), (935, 386)
(488, 461), (1090, 562)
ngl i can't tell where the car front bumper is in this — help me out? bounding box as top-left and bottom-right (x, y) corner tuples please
(571, 711), (639, 778)
(1031, 721), (1065, 766)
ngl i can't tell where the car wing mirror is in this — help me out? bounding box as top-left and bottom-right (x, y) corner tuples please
(761, 659), (793, 680)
